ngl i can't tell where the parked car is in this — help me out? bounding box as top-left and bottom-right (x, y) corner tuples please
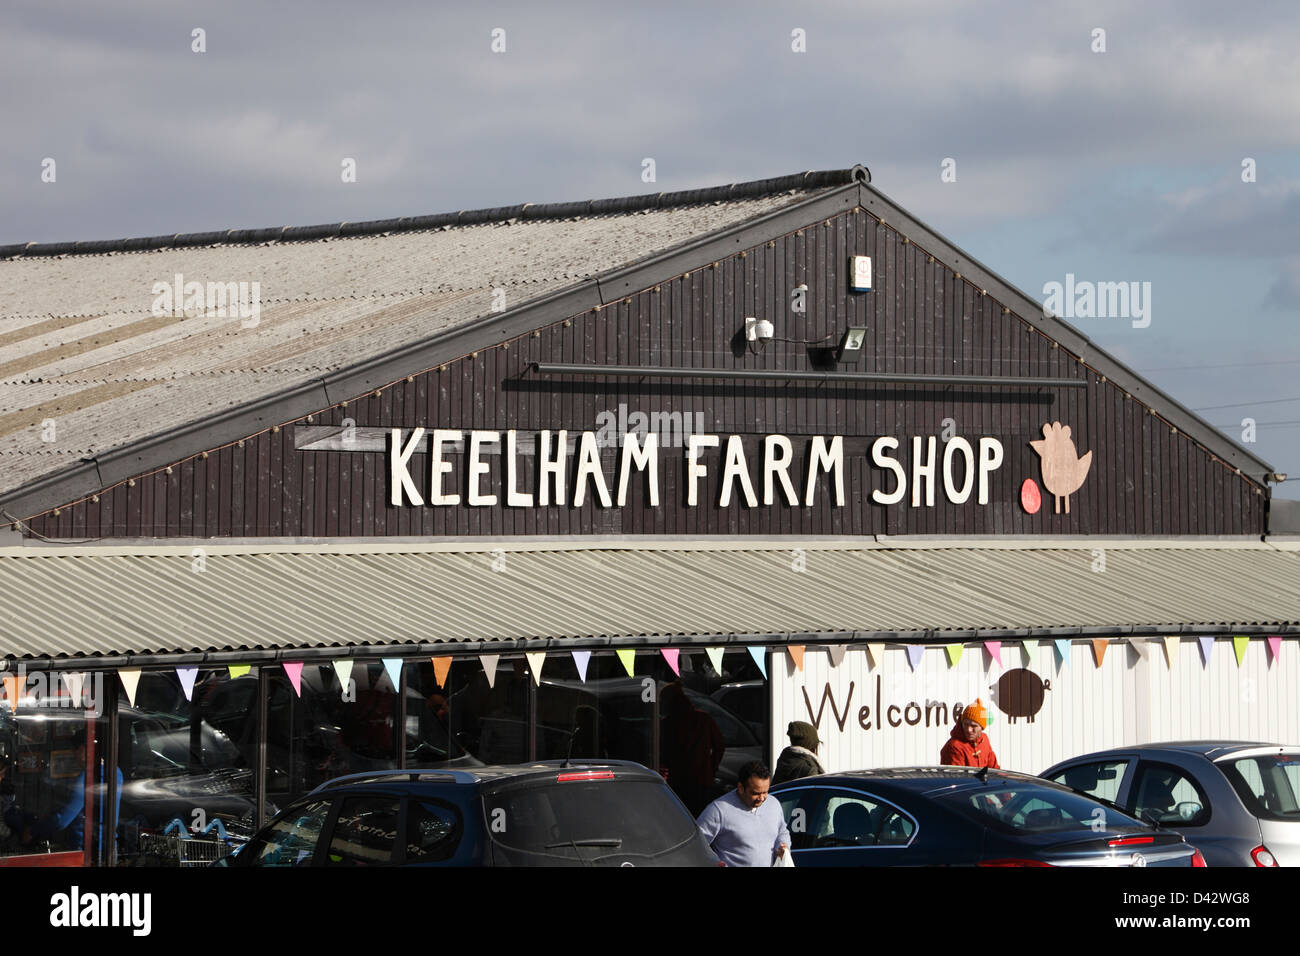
(772, 767), (1206, 867)
(220, 759), (719, 867)
(1042, 742), (1300, 866)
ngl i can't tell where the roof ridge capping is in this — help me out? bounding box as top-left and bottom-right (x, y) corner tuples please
(0, 165), (870, 260)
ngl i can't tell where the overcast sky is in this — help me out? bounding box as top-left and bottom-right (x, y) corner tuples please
(3, 0), (1298, 496)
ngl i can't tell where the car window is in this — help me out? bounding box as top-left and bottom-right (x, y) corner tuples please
(405, 799), (462, 863)
(942, 784), (1145, 835)
(1220, 754), (1300, 821)
(1048, 759), (1129, 803)
(483, 778), (697, 861)
(324, 796), (401, 866)
(779, 788), (915, 849)
(248, 800), (332, 867)
(1130, 762), (1209, 826)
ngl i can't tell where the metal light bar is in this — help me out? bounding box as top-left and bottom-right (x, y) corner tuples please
(532, 363), (1087, 389)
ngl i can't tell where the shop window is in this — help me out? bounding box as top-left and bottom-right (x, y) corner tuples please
(324, 796), (400, 866)
(0, 671), (111, 864)
(267, 661), (399, 807)
(111, 670), (268, 865)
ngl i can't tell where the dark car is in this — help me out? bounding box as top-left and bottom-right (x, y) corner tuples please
(221, 759), (718, 867)
(772, 767), (1205, 867)
(1042, 742), (1300, 866)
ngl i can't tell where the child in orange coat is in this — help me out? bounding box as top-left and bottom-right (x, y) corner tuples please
(940, 700), (1000, 768)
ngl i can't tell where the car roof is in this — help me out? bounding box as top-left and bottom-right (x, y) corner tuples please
(1051, 741), (1298, 762)
(307, 759), (660, 796)
(773, 766), (1056, 798)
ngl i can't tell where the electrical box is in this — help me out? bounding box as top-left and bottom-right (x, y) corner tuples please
(850, 256), (872, 292)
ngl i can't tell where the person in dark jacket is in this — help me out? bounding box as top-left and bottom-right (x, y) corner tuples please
(939, 700), (1000, 768)
(773, 720), (825, 784)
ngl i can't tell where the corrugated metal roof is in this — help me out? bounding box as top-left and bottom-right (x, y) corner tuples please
(0, 186), (831, 497)
(1, 540), (1295, 663)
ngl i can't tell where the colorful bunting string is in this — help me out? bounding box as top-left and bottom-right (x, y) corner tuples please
(119, 668), (142, 706)
(480, 654), (500, 688)
(283, 662), (303, 697)
(984, 641), (1002, 668)
(1232, 636), (1249, 668)
(572, 650), (591, 683)
(176, 667), (198, 701)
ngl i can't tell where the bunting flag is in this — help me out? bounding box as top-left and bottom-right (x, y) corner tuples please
(1021, 639), (1039, 664)
(1162, 636), (1179, 666)
(1091, 639), (1108, 667)
(1, 674), (19, 711)
(572, 650), (591, 683)
(283, 662), (304, 697)
(1197, 637), (1214, 667)
(175, 667), (198, 701)
(332, 660), (354, 689)
(944, 644), (962, 667)
(480, 654), (500, 688)
(525, 651), (546, 685)
(431, 656), (453, 688)
(704, 647), (725, 674)
(865, 643), (884, 668)
(1128, 639), (1151, 662)
(1053, 639), (1071, 667)
(1232, 636), (1249, 668)
(616, 649), (637, 677)
(228, 664), (251, 679)
(381, 658), (403, 691)
(747, 646), (767, 678)
(984, 641), (1002, 668)
(1267, 636), (1283, 664)
(905, 645), (924, 671)
(787, 646), (805, 671)
(827, 645), (847, 668)
(62, 672), (87, 706)
(661, 648), (681, 677)
(119, 668), (142, 706)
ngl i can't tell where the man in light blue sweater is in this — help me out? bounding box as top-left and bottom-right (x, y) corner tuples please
(696, 761), (791, 867)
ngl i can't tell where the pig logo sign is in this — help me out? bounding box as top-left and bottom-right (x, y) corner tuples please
(990, 668), (1051, 724)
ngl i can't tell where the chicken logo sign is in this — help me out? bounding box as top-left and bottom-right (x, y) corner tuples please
(1025, 421), (1093, 515)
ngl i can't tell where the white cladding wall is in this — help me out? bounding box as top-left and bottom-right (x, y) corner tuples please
(770, 639), (1299, 775)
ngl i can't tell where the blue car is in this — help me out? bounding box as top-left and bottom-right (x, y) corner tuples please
(773, 767), (1205, 867)
(219, 759), (717, 867)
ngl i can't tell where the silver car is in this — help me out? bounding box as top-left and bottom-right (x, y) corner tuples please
(1042, 742), (1300, 866)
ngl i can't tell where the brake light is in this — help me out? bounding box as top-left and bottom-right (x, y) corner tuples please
(1251, 845), (1278, 867)
(978, 859), (1054, 867)
(556, 771), (616, 782)
(1108, 836), (1155, 847)
(1191, 849), (1207, 867)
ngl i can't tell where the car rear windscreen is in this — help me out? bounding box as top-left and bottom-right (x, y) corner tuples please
(483, 778), (698, 861)
(1220, 754), (1300, 821)
(939, 784), (1148, 836)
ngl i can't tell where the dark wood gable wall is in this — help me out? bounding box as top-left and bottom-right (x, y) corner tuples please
(24, 208), (1265, 538)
